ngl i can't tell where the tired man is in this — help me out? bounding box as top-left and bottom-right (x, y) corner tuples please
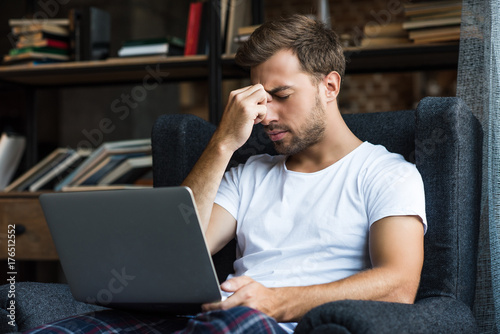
(25, 14), (426, 334)
(181, 13), (426, 333)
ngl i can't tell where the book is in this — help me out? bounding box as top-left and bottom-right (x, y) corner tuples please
(8, 18), (70, 26)
(18, 31), (69, 44)
(407, 9), (462, 21)
(0, 133), (26, 190)
(184, 1), (204, 56)
(0, 58), (66, 66)
(54, 138), (151, 191)
(122, 37), (185, 48)
(402, 16), (461, 30)
(363, 22), (407, 38)
(61, 184), (152, 192)
(98, 155), (152, 185)
(237, 25), (260, 36)
(233, 24), (260, 45)
(12, 23), (69, 37)
(4, 148), (72, 192)
(9, 46), (69, 56)
(77, 152), (147, 186)
(28, 149), (91, 192)
(360, 37), (411, 47)
(412, 34), (460, 44)
(117, 38), (184, 57)
(409, 26), (461, 40)
(234, 34), (251, 44)
(221, 0), (230, 40)
(3, 51), (70, 64)
(16, 38), (69, 49)
(403, 1), (462, 17)
(224, 0), (252, 55)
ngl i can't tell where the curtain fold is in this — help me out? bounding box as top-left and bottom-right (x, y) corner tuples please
(457, 0), (500, 333)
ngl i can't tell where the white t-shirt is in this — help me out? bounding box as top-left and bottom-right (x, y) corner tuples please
(214, 142), (427, 332)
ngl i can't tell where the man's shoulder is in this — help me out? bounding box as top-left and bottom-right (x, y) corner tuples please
(224, 154), (285, 187)
(228, 153), (285, 176)
(245, 153), (284, 165)
(357, 142), (410, 165)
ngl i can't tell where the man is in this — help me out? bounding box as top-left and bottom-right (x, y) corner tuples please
(25, 14), (426, 334)
(181, 13), (426, 333)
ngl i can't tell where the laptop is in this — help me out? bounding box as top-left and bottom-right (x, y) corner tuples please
(39, 187), (223, 315)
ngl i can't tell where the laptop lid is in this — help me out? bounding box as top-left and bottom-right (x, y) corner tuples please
(39, 186), (222, 314)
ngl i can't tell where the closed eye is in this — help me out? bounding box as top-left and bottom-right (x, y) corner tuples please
(274, 95), (290, 100)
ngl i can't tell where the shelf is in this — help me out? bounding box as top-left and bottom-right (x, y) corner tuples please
(0, 55), (210, 86)
(343, 43), (459, 73)
(222, 43), (459, 76)
(0, 43), (459, 87)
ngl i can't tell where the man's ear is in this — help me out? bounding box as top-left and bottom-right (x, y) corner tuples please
(323, 71), (341, 103)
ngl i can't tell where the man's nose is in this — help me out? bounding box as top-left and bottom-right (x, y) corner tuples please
(262, 98), (278, 126)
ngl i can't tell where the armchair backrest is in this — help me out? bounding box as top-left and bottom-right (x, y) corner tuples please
(151, 97), (482, 309)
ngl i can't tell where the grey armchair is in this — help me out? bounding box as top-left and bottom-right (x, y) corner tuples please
(0, 97), (482, 333)
(151, 96), (482, 333)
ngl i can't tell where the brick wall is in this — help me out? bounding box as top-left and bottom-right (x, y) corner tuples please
(264, 0), (457, 114)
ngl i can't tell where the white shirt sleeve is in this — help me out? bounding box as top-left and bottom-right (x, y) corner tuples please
(362, 154), (427, 233)
(214, 165), (242, 220)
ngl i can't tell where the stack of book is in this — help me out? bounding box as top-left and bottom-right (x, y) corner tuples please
(118, 37), (185, 58)
(3, 18), (71, 65)
(3, 138), (153, 193)
(403, 0), (462, 44)
(360, 22), (410, 48)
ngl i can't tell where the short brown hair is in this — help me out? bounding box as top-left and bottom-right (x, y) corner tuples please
(235, 14), (346, 82)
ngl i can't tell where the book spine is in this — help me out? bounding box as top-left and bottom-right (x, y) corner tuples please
(44, 39), (69, 49)
(197, 2), (209, 55)
(184, 2), (203, 56)
(10, 46), (69, 56)
(16, 38), (69, 49)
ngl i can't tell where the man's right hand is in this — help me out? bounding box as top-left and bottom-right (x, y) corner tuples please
(181, 84), (268, 233)
(213, 84), (269, 153)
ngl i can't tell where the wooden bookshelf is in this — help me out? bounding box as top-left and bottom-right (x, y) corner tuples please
(0, 43), (459, 87)
(0, 55), (210, 86)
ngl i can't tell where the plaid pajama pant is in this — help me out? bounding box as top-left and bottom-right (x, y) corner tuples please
(22, 307), (288, 334)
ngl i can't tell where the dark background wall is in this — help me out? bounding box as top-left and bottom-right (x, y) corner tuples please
(0, 0), (190, 157)
(0, 0), (457, 160)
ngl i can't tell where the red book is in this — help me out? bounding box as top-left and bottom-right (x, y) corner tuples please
(184, 2), (203, 56)
(17, 38), (69, 50)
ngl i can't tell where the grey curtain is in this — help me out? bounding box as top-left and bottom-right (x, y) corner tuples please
(457, 0), (500, 333)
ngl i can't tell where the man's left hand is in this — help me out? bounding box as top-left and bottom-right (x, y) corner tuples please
(202, 276), (283, 319)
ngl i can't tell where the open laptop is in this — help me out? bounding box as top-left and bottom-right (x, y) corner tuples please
(39, 187), (223, 315)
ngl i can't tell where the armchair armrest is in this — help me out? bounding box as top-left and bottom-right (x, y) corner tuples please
(0, 282), (106, 333)
(294, 297), (478, 334)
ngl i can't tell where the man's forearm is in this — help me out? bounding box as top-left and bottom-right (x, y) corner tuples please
(272, 266), (418, 322)
(181, 135), (234, 230)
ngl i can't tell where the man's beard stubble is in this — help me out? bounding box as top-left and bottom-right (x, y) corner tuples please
(271, 95), (326, 156)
